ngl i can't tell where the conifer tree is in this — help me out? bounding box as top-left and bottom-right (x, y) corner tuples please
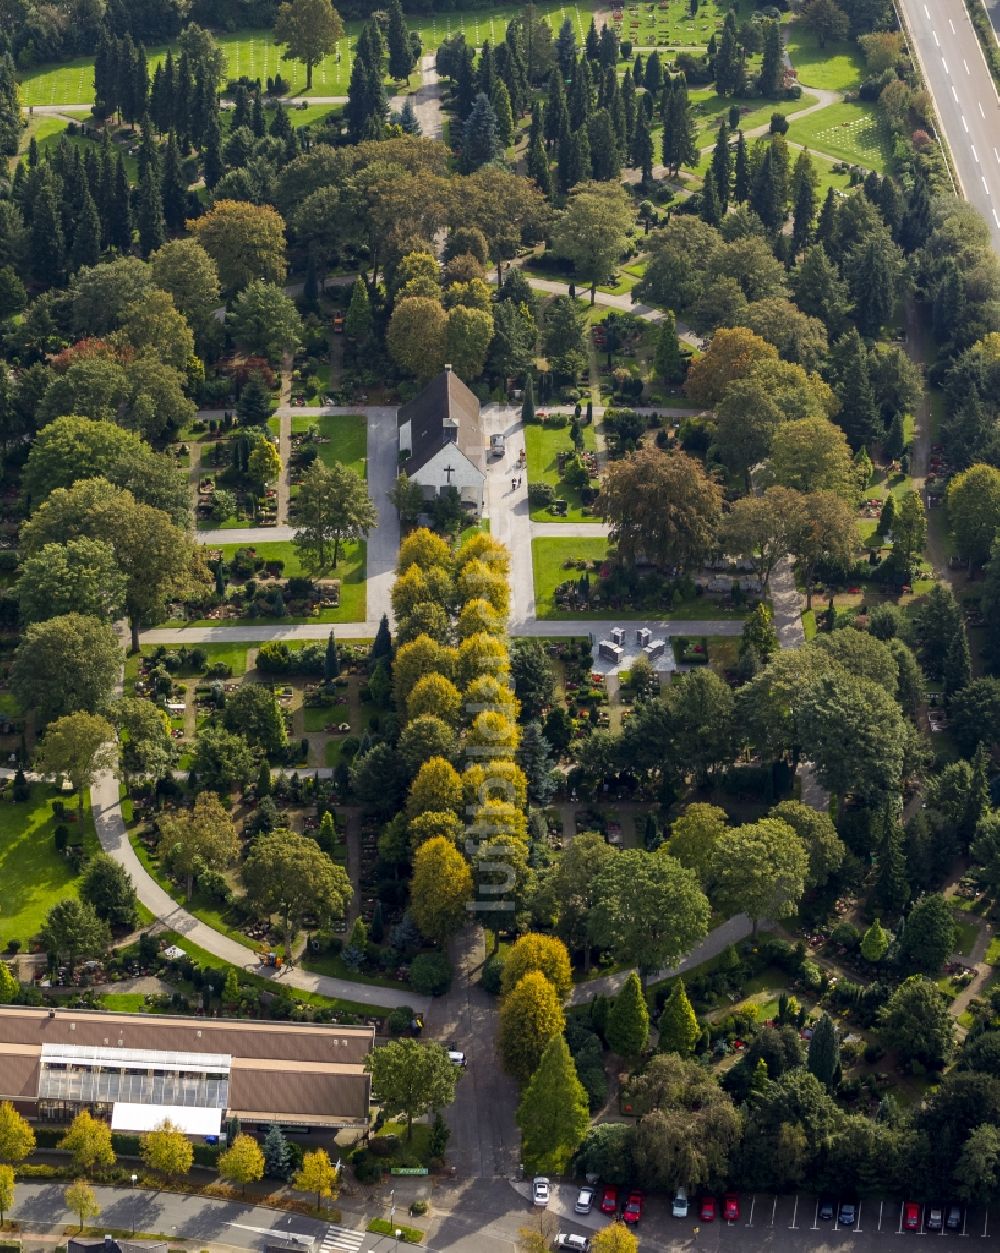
(71, 188), (102, 271)
(492, 80), (514, 147)
(31, 180), (65, 288)
(109, 153), (133, 253)
(654, 311), (684, 385)
(569, 54), (593, 128)
(387, 0), (417, 81)
(237, 372), (271, 426)
(526, 127), (552, 195)
(262, 1124), (292, 1180)
(658, 978), (699, 1055)
(161, 132), (187, 233)
(202, 111), (223, 190)
(516, 1035), (589, 1175)
(461, 92), (500, 171)
(545, 70), (568, 145)
(860, 916), (891, 962)
(701, 168), (721, 226)
(644, 49), (662, 94)
(711, 121), (731, 208)
(836, 329), (879, 449)
(874, 807), (910, 916)
(759, 18), (783, 96)
(733, 130), (749, 203)
(251, 89), (266, 138)
(605, 971), (650, 1060)
(345, 277), (372, 343)
(943, 624), (972, 699)
(632, 108), (653, 186)
(807, 1012), (840, 1090)
(137, 165), (165, 257)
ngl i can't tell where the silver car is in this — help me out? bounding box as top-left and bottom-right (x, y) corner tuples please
(532, 1176), (550, 1207)
(575, 1185), (595, 1214)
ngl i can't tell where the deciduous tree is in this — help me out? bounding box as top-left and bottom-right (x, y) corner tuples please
(498, 972), (566, 1082)
(551, 181), (636, 304)
(712, 818), (808, 935)
(274, 0), (345, 90)
(59, 1110), (115, 1175)
(229, 280), (303, 362)
(0, 1102), (34, 1164)
(140, 1120), (194, 1179)
(65, 1180), (100, 1231)
(80, 854), (139, 930)
(365, 1040), (458, 1140)
(293, 1148), (338, 1210)
(219, 1133), (265, 1194)
(501, 933), (573, 1002)
(242, 830), (352, 953)
(410, 837), (473, 941)
(189, 200), (287, 292)
(11, 613), (120, 726)
(35, 712), (115, 817)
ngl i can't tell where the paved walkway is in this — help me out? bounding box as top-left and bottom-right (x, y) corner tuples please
(411, 53), (444, 139)
(89, 766), (426, 1011)
(569, 912), (758, 1004)
(275, 350), (293, 525)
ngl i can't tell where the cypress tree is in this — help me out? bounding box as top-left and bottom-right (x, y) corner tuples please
(492, 79), (514, 147)
(963, 744), (991, 849)
(715, 11), (738, 95)
(874, 806), (910, 916)
(815, 186), (838, 248)
(570, 123), (591, 189)
(759, 18), (782, 96)
(160, 131), (186, 233)
(556, 17), (577, 78)
(585, 17), (600, 60)
(701, 168), (721, 226)
(345, 276), (372, 343)
(202, 110), (223, 190)
(545, 69), (568, 145)
(31, 180), (66, 287)
(622, 67), (636, 153)
(477, 39), (496, 99)
(632, 108), (653, 185)
(521, 373), (535, 423)
(569, 54), (592, 129)
(587, 107), (620, 181)
(792, 174), (816, 255)
(658, 978), (699, 1055)
(232, 83), (251, 131)
(807, 1012), (840, 1090)
(644, 49), (662, 94)
(836, 329), (879, 449)
(237, 371), (272, 425)
(605, 971), (649, 1060)
(109, 153), (133, 253)
(251, 89), (266, 138)
(526, 127), (552, 195)
(711, 121), (731, 208)
(137, 164), (165, 257)
(654, 310), (684, 385)
(71, 188), (102, 271)
(371, 613), (392, 660)
(942, 624), (972, 699)
(733, 130), (750, 203)
(324, 630), (340, 680)
(387, 0), (416, 80)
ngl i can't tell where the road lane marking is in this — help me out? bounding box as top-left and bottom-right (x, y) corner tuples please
(812, 1199), (820, 1231)
(983, 103), (988, 117)
(950, 17), (956, 31)
(746, 1195), (755, 1227)
(993, 209), (999, 229)
(878, 1201), (884, 1232)
(995, 147), (1000, 162)
(789, 1196), (799, 1230)
(966, 59), (971, 73)
(973, 145), (979, 162)
(942, 57), (949, 74)
(924, 2), (929, 13)
(983, 175), (990, 192)
(770, 1197), (778, 1227)
(933, 28), (939, 45)
(963, 115), (970, 132)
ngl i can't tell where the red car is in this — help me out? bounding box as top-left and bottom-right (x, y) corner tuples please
(600, 1185), (618, 1215)
(723, 1194), (740, 1222)
(622, 1191), (643, 1225)
(903, 1202), (921, 1231)
(700, 1196), (717, 1222)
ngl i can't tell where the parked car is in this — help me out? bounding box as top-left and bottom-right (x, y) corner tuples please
(723, 1194), (740, 1222)
(532, 1177), (549, 1207)
(575, 1185), (595, 1215)
(622, 1191), (643, 1225)
(672, 1187), (688, 1218)
(554, 1236), (589, 1251)
(925, 1206), (944, 1232)
(700, 1196), (717, 1222)
(903, 1202), (921, 1231)
(839, 1201), (857, 1228)
(599, 1185), (618, 1215)
(447, 1050), (467, 1067)
(818, 1198), (835, 1221)
(945, 1204), (963, 1232)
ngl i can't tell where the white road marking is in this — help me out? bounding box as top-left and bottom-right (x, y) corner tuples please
(953, 86), (960, 101)
(319, 1227), (364, 1252)
(950, 17), (956, 31)
(995, 147), (1000, 162)
(924, 1), (929, 14)
(965, 59), (971, 74)
(982, 102), (988, 118)
(963, 115), (970, 132)
(983, 175), (991, 193)
(942, 57), (949, 74)
(973, 145), (980, 162)
(933, 28), (939, 45)
(225, 1223), (317, 1245)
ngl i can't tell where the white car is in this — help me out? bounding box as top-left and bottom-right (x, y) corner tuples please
(554, 1236), (590, 1251)
(672, 1186), (689, 1218)
(448, 1050), (467, 1067)
(532, 1176), (550, 1207)
(574, 1185), (595, 1214)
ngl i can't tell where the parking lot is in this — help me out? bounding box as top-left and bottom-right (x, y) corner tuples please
(538, 1186), (995, 1251)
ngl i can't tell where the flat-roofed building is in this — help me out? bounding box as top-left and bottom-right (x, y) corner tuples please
(0, 1006), (373, 1135)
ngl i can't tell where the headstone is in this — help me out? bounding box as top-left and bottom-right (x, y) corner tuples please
(636, 627), (651, 646)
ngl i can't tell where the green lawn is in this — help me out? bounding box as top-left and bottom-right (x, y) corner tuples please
(532, 536), (749, 620)
(525, 421), (598, 523)
(303, 702), (349, 731)
(784, 22), (866, 92)
(296, 413), (368, 478)
(300, 950), (412, 991)
(690, 88), (819, 147)
(0, 784), (97, 950)
(124, 642), (249, 689)
(99, 992), (149, 1012)
(190, 539), (366, 623)
(790, 100), (891, 172)
(215, 539), (309, 579)
(613, 0), (726, 48)
(18, 4), (590, 107)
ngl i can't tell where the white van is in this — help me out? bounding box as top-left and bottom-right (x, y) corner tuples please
(672, 1187), (689, 1218)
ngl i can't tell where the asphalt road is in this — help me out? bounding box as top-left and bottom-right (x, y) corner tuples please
(897, 0), (1000, 249)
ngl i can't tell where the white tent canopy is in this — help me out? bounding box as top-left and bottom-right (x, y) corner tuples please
(111, 1102), (222, 1137)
